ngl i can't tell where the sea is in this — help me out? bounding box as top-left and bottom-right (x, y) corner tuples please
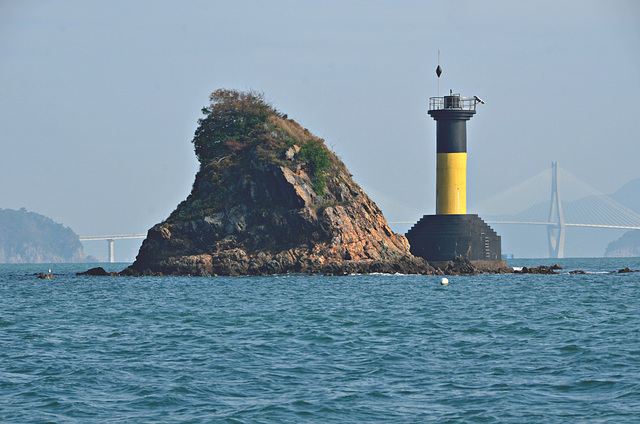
(1, 257), (639, 423)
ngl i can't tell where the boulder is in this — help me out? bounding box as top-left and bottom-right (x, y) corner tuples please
(618, 267), (638, 273)
(77, 267), (109, 276)
(443, 256), (479, 276)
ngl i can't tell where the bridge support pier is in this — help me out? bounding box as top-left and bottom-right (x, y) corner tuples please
(107, 239), (114, 263)
(79, 234), (146, 263)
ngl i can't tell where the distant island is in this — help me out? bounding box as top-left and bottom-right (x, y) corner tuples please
(0, 208), (92, 263)
(605, 230), (640, 257)
(605, 178), (640, 257)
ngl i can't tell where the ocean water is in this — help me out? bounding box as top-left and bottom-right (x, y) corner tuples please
(1, 258), (639, 423)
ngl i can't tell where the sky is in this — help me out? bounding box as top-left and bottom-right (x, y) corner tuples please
(1, 0), (639, 260)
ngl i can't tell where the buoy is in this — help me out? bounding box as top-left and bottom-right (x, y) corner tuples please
(441, 277), (449, 285)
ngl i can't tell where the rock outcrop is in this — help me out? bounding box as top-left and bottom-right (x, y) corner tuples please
(122, 89), (436, 276)
(617, 267), (639, 273)
(435, 256), (512, 276)
(514, 264), (563, 274)
(77, 267), (115, 276)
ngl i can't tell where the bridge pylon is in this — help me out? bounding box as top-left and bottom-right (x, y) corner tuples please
(547, 161), (565, 258)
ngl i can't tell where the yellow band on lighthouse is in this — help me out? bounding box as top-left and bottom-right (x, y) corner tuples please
(436, 152), (467, 214)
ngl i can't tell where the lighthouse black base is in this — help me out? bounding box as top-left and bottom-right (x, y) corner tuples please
(406, 214), (505, 269)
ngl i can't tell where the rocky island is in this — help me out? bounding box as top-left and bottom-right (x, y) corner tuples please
(605, 230), (640, 257)
(122, 89), (440, 276)
(0, 208), (92, 263)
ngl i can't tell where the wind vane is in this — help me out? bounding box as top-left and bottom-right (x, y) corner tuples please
(436, 49), (442, 98)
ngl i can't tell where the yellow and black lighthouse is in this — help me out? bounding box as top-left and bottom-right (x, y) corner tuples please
(406, 86), (504, 269)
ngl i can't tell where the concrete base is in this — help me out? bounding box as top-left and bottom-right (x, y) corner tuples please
(406, 214), (502, 262)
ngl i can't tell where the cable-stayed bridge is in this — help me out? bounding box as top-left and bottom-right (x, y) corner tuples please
(473, 162), (640, 258)
(368, 162), (640, 258)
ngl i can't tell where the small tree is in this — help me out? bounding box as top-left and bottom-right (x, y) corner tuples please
(192, 89), (273, 163)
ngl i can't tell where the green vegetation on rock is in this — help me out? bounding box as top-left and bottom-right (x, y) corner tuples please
(169, 89), (341, 222)
(192, 89), (274, 164)
(299, 139), (330, 196)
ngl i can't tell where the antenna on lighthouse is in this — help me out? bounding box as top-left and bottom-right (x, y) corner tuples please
(436, 49), (442, 98)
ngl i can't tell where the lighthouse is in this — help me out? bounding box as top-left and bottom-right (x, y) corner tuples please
(406, 72), (504, 270)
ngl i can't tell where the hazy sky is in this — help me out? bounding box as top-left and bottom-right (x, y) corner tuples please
(1, 1), (639, 259)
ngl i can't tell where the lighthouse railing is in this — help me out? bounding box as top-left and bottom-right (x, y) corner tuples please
(429, 96), (478, 111)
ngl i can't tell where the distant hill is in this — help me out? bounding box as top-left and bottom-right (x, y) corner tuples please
(610, 178), (640, 213)
(605, 179), (640, 257)
(0, 208), (92, 263)
(605, 230), (640, 257)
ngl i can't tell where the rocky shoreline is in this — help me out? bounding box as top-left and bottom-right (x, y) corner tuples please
(119, 255), (509, 277)
(78, 259), (639, 278)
